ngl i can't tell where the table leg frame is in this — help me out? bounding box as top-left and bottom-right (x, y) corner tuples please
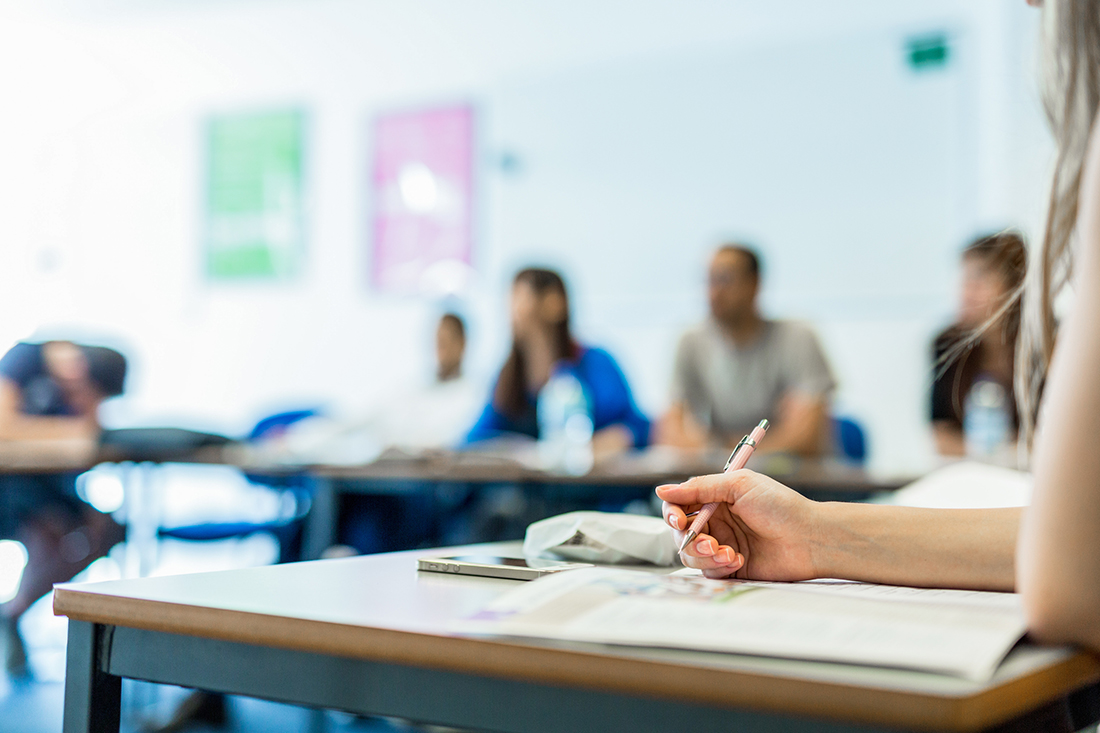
(60, 622), (1100, 733)
(303, 476), (338, 560)
(63, 621), (122, 733)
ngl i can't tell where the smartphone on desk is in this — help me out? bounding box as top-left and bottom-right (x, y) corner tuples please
(417, 554), (593, 581)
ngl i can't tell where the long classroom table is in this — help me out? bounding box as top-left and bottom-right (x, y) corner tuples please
(0, 438), (918, 560)
(298, 448), (915, 558)
(54, 541), (1100, 733)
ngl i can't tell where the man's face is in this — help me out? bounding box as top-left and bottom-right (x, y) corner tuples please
(436, 320), (465, 377)
(708, 250), (758, 323)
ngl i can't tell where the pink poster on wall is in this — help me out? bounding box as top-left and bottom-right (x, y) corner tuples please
(371, 105), (475, 293)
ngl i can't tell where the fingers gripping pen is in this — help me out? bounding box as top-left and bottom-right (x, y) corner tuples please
(678, 419), (770, 553)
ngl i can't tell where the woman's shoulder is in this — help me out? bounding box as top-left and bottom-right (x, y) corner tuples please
(0, 341), (45, 381)
(575, 344), (616, 366)
(933, 324), (970, 353)
(572, 345), (630, 379)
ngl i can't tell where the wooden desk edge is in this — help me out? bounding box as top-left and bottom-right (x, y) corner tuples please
(54, 587), (1100, 732)
(311, 466), (902, 492)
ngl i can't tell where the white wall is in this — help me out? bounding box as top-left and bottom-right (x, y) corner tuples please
(486, 30), (972, 472)
(0, 0), (1053, 472)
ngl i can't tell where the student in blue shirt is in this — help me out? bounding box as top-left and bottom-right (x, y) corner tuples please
(467, 268), (649, 453)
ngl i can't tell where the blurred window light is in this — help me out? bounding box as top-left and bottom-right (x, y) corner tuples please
(398, 162), (439, 213)
(77, 470), (126, 514)
(0, 540), (29, 604)
(80, 556), (122, 584)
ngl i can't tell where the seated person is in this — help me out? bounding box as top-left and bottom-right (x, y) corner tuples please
(657, 244), (836, 456)
(466, 268), (649, 456)
(263, 313), (482, 464)
(337, 312), (483, 555)
(370, 312), (483, 450)
(931, 232), (1027, 456)
(0, 340), (127, 676)
(150, 316), (480, 731)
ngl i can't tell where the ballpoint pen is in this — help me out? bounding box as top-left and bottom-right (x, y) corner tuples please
(678, 418), (770, 553)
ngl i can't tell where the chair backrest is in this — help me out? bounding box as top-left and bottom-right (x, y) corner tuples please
(244, 409), (322, 491)
(248, 409), (320, 442)
(833, 416), (867, 464)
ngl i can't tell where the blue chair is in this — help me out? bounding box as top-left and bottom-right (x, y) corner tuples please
(157, 409), (320, 563)
(247, 409), (319, 443)
(833, 416), (868, 464)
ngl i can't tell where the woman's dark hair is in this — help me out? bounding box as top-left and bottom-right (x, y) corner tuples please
(493, 268), (577, 418)
(962, 230), (1028, 340)
(937, 231), (1029, 427)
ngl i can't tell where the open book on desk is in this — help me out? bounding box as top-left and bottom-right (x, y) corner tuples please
(454, 567), (1027, 682)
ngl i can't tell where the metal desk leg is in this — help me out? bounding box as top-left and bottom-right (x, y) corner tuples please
(303, 476), (337, 560)
(63, 620), (121, 733)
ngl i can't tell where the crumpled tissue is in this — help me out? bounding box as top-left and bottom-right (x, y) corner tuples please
(523, 511), (680, 566)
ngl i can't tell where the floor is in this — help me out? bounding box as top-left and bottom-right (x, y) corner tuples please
(0, 465), (445, 733)
(0, 675), (411, 733)
(0, 583), (427, 733)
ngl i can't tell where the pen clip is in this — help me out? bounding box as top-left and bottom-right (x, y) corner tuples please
(724, 435), (751, 471)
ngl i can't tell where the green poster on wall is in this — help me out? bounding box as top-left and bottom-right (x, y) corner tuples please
(205, 109), (305, 279)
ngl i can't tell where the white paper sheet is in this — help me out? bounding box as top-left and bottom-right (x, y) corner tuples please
(456, 568), (1026, 681)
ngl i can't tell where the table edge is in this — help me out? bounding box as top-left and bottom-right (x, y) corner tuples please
(53, 587), (1100, 732)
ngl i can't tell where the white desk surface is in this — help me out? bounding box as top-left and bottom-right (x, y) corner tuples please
(54, 542), (1100, 732)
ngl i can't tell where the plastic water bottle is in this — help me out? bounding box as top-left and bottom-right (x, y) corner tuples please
(963, 377), (1012, 462)
(537, 371), (594, 476)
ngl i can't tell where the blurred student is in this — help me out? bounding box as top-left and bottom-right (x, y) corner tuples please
(657, 244), (836, 456)
(466, 268), (649, 455)
(931, 232), (1027, 456)
(268, 313), (482, 466)
(335, 312), (484, 554)
(0, 340), (127, 676)
(437, 312), (465, 380)
(371, 312), (482, 449)
(156, 316), (480, 731)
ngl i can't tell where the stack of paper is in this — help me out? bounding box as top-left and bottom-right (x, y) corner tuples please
(457, 568), (1026, 681)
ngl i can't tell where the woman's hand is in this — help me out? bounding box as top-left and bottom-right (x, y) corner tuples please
(656, 470), (822, 580)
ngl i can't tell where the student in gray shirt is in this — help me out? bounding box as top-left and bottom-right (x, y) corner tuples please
(657, 245), (837, 456)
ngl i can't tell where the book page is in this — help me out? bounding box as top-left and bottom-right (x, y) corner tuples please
(457, 568), (1026, 681)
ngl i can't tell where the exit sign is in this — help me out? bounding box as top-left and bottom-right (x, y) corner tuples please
(907, 34), (950, 71)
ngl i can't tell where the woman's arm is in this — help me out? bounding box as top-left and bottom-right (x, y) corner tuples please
(1017, 125), (1100, 650)
(815, 502), (1019, 590)
(0, 380), (98, 441)
(752, 392), (829, 457)
(463, 397), (509, 444)
(654, 401), (709, 449)
(658, 471), (1019, 590)
(582, 348), (650, 448)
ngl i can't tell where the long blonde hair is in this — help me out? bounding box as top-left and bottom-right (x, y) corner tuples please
(1018, 0), (1100, 445)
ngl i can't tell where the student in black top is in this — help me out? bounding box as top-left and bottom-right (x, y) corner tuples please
(930, 232), (1027, 456)
(0, 341), (127, 676)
